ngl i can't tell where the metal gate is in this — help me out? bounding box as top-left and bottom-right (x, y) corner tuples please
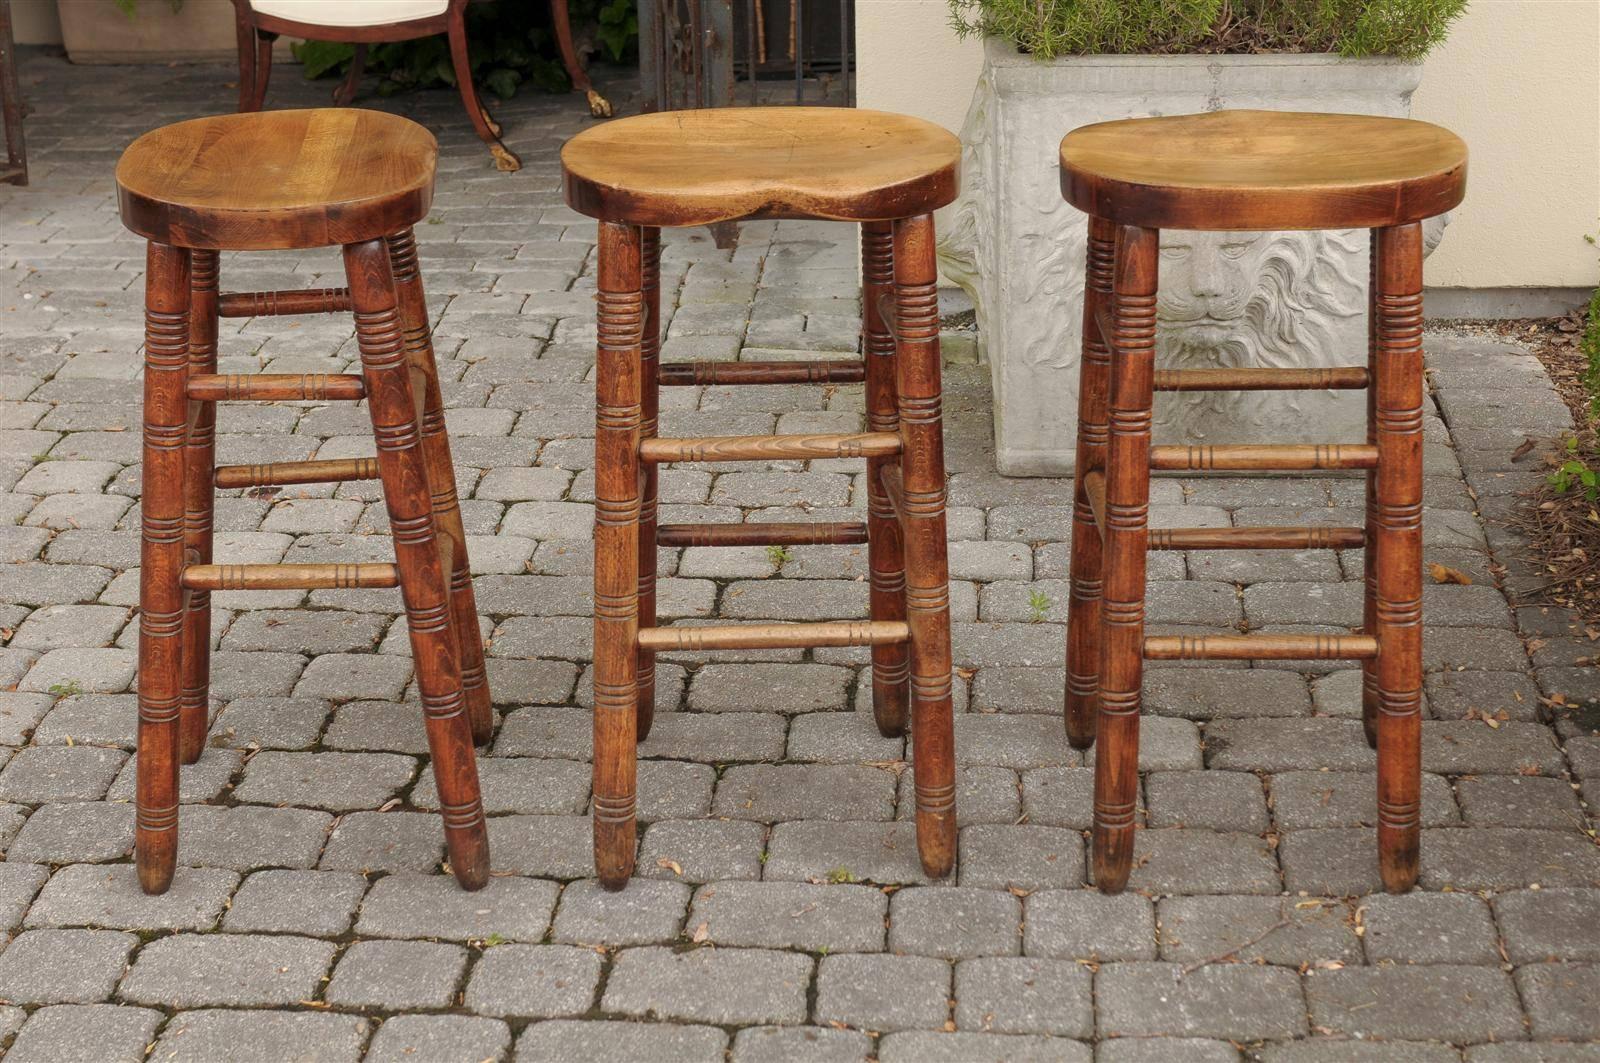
(639, 0), (856, 112)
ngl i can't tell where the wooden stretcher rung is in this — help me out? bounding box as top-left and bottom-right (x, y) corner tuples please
(187, 373), (366, 402)
(656, 521), (869, 547)
(1149, 526), (1366, 551)
(1149, 444), (1379, 472)
(215, 457), (380, 489)
(181, 562), (399, 591)
(879, 464), (905, 523)
(659, 360), (866, 386)
(641, 432), (901, 464)
(219, 287), (351, 318)
(1143, 633), (1379, 661)
(1083, 469), (1106, 542)
(638, 620), (910, 652)
(1154, 367), (1369, 392)
(1094, 304), (1115, 345)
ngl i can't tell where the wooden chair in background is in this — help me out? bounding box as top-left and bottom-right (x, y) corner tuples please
(231, 0), (614, 174)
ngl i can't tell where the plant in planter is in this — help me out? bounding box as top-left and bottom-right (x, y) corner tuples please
(941, 0), (1468, 476)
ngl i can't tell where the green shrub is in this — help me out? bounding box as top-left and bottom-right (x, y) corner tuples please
(948, 0), (1469, 60)
(1581, 282), (1600, 423)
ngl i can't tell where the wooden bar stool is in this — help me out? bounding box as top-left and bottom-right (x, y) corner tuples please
(1059, 110), (1466, 895)
(117, 109), (491, 894)
(561, 108), (961, 889)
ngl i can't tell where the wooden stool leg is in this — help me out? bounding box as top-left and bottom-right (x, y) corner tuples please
(345, 238), (489, 891)
(863, 220), (909, 738)
(636, 227), (661, 743)
(1092, 224), (1158, 894)
(387, 229), (494, 747)
(893, 214), (956, 879)
(593, 221), (643, 889)
(1373, 222), (1425, 893)
(1361, 228), (1381, 750)
(178, 249), (219, 765)
(137, 242), (192, 895)
(1065, 217), (1115, 750)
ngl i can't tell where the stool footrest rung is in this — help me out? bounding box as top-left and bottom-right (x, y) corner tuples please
(181, 562), (399, 591)
(659, 360), (866, 386)
(1154, 367), (1370, 391)
(641, 432), (901, 464)
(215, 457), (379, 489)
(219, 287), (351, 318)
(1149, 526), (1365, 551)
(188, 373), (366, 402)
(1150, 444), (1378, 472)
(1143, 633), (1378, 661)
(657, 522), (868, 547)
(1083, 469), (1107, 543)
(638, 620), (909, 652)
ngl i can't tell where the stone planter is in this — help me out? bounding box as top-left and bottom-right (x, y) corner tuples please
(942, 40), (1443, 476)
(58, 0), (239, 64)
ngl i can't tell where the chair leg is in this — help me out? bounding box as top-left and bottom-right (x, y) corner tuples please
(1092, 224), (1158, 895)
(446, 7), (521, 172)
(863, 220), (909, 738)
(593, 221), (643, 889)
(234, 16), (258, 113)
(333, 43), (367, 106)
(1065, 216), (1115, 751)
(1361, 227), (1381, 750)
(549, 0), (613, 117)
(345, 237), (488, 891)
(387, 229), (494, 747)
(1373, 222), (1425, 894)
(251, 31), (274, 111)
(137, 242), (192, 896)
(179, 249), (219, 765)
(893, 213), (956, 879)
(636, 227), (661, 743)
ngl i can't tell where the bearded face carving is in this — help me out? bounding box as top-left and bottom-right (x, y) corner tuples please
(1153, 229), (1368, 443)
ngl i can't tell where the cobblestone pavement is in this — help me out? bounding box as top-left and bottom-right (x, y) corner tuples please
(0, 50), (1597, 1063)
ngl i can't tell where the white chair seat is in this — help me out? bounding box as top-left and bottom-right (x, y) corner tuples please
(250, 0), (450, 28)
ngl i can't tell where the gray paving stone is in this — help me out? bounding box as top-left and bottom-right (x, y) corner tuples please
(412, 755), (590, 815)
(1095, 1038), (1240, 1063)
(1362, 890), (1500, 964)
(1516, 962), (1600, 1040)
(714, 763), (897, 822)
(1277, 827), (1385, 896)
(1205, 718), (1374, 772)
(1157, 896), (1362, 966)
(6, 801), (133, 864)
(3, 1003), (162, 1063)
(897, 764), (1021, 826)
(640, 817), (767, 883)
(233, 750), (416, 811)
(1422, 828), (1600, 890)
(355, 874), (560, 942)
(814, 952), (950, 1032)
(26, 863), (237, 931)
(763, 820), (933, 886)
(1096, 962), (1308, 1040)
(149, 1009), (369, 1063)
(1456, 774), (1586, 828)
(1305, 965), (1524, 1042)
(325, 938), (468, 1010)
(366, 1015), (512, 1063)
(1258, 1042), (1460, 1063)
(603, 945), (812, 1025)
(119, 933), (336, 1008)
(959, 825), (1084, 891)
(1270, 770), (1460, 829)
(1494, 888), (1600, 964)
(320, 810), (444, 874)
(551, 877), (689, 946)
(689, 879), (886, 952)
(1146, 771), (1269, 832)
(1025, 890), (1156, 961)
(1462, 1048), (1600, 1063)
(888, 885), (1020, 959)
(955, 957), (1092, 1037)
(516, 1019), (727, 1062)
(1123, 830), (1280, 896)
(0, 861), (48, 929)
(483, 814), (593, 879)
(690, 663), (852, 713)
(0, 928), (135, 1004)
(463, 944), (602, 1019)
(174, 804), (332, 871)
(1021, 767), (1097, 830)
(0, 744), (126, 802)
(879, 1031), (1092, 1062)
(0, 691), (52, 744)
(224, 869), (367, 936)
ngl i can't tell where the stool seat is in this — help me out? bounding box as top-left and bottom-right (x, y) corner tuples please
(561, 107), (960, 226)
(116, 109), (436, 250)
(1059, 109), (1467, 230)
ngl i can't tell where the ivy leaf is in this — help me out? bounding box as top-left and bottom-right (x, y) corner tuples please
(292, 40), (356, 80)
(484, 67), (522, 100)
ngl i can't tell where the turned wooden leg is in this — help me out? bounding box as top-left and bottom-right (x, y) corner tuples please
(1092, 224), (1158, 894)
(863, 220), (909, 738)
(1362, 228), (1381, 751)
(346, 238), (488, 890)
(894, 214), (956, 879)
(593, 221), (643, 889)
(1373, 222), (1425, 893)
(387, 229), (493, 746)
(1065, 216), (1115, 750)
(549, 0), (613, 117)
(137, 242), (191, 895)
(178, 249), (219, 765)
(333, 43), (367, 106)
(447, 7), (521, 171)
(636, 227), (661, 743)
